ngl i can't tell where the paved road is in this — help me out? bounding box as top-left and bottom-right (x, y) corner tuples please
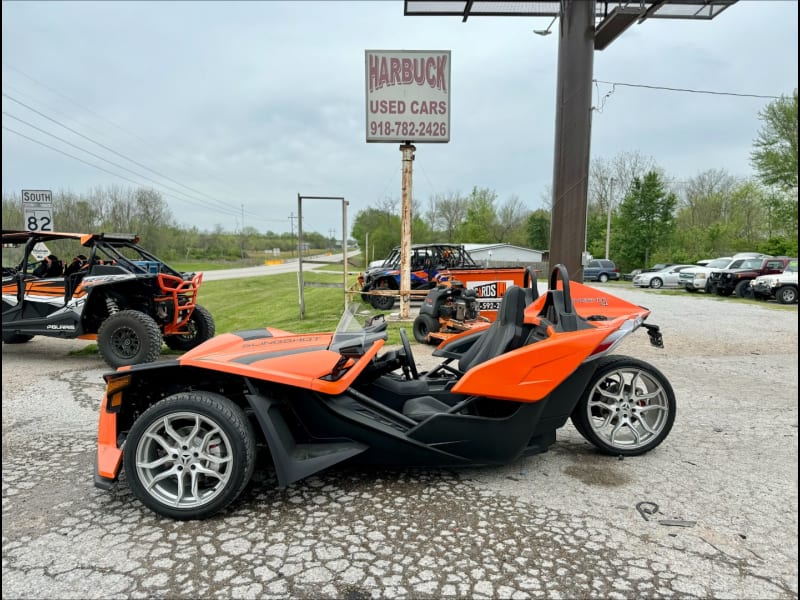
(2, 286), (797, 599)
(200, 253), (352, 281)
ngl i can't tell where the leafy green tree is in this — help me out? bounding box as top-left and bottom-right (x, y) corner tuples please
(459, 187), (497, 243)
(526, 208), (550, 250)
(751, 90), (798, 191)
(351, 207), (400, 262)
(616, 172), (677, 267)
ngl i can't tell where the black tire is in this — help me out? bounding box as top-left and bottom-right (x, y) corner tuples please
(370, 290), (396, 311)
(3, 331), (34, 344)
(776, 286), (798, 304)
(571, 355), (675, 456)
(97, 309), (163, 369)
(649, 278), (663, 289)
(360, 285), (372, 304)
(717, 288), (733, 297)
(164, 305), (216, 351)
(735, 280), (753, 299)
(413, 313), (440, 344)
(685, 286), (696, 293)
(598, 273), (609, 283)
(123, 391), (256, 520)
(704, 281), (716, 294)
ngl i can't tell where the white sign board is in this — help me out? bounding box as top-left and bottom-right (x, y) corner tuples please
(31, 242), (51, 261)
(22, 189), (53, 232)
(365, 50), (451, 143)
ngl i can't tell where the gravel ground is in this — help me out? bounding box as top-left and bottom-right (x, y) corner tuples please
(2, 284), (797, 599)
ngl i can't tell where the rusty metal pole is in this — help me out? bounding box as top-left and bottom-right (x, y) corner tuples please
(342, 199), (349, 307)
(297, 193), (305, 318)
(550, 0), (595, 282)
(399, 143), (415, 319)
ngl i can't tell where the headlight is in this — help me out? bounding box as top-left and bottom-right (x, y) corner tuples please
(697, 273), (706, 280)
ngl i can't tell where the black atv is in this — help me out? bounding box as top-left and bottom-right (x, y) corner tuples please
(2, 230), (215, 368)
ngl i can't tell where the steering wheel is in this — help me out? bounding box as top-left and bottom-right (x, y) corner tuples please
(399, 329), (419, 380)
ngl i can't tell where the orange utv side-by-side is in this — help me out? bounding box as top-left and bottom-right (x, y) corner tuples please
(93, 264), (676, 521)
(2, 230), (215, 368)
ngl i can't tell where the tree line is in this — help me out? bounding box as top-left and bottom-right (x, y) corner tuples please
(3, 91), (796, 271)
(1, 184), (335, 262)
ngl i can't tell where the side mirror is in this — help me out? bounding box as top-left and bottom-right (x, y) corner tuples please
(364, 314), (387, 333)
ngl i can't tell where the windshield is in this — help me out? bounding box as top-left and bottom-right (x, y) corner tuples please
(329, 301), (387, 355)
(740, 259), (763, 269)
(708, 258), (732, 269)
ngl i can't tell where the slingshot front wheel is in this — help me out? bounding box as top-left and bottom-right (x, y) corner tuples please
(571, 356), (675, 456)
(124, 391), (256, 520)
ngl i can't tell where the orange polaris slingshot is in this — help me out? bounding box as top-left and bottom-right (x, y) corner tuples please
(95, 265), (675, 520)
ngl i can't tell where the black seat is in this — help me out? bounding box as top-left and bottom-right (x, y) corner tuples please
(457, 285), (528, 373)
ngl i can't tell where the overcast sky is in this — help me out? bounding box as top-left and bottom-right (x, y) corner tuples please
(2, 1), (797, 237)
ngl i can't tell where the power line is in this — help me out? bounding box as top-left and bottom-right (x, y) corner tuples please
(2, 92), (244, 215)
(2, 82), (117, 143)
(2, 125), (285, 224)
(592, 79), (782, 100)
(3, 110), (241, 217)
(4, 125), (184, 200)
(2, 61), (248, 203)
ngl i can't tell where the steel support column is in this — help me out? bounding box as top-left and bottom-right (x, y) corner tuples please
(550, 0), (595, 282)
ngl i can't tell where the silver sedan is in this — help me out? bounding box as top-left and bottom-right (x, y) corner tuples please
(632, 265), (696, 289)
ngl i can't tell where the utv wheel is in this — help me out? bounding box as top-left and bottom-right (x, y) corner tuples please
(598, 273), (609, 283)
(649, 278), (663, 289)
(571, 355), (675, 456)
(370, 291), (396, 311)
(3, 332), (34, 344)
(164, 305), (216, 351)
(360, 285), (372, 304)
(123, 391), (256, 520)
(97, 310), (163, 369)
(735, 280), (753, 299)
(413, 313), (440, 344)
(776, 286), (798, 304)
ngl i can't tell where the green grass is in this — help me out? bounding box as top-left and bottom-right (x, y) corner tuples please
(71, 269), (410, 358)
(198, 272), (412, 345)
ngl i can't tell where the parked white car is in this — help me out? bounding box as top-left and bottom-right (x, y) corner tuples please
(632, 265), (695, 289)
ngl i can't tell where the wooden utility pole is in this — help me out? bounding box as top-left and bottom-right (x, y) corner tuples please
(399, 143), (415, 319)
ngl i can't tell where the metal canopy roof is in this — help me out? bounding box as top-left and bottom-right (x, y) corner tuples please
(404, 1), (735, 19)
(404, 1), (737, 34)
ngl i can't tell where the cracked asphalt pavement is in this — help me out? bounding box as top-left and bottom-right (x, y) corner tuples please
(2, 287), (797, 599)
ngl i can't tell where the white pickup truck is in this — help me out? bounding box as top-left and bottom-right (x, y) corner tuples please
(680, 253), (770, 293)
(679, 257), (739, 293)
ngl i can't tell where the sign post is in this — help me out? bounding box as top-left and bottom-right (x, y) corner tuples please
(22, 189), (54, 232)
(365, 49), (451, 319)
